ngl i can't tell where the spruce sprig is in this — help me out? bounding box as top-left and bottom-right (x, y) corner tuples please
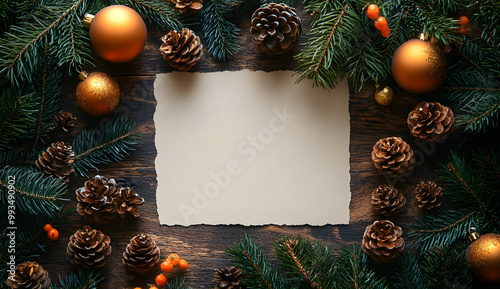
(51, 270), (103, 289)
(0, 166), (68, 217)
(0, 89), (36, 151)
(388, 253), (423, 289)
(201, 0), (241, 61)
(123, 0), (184, 31)
(226, 234), (293, 289)
(72, 118), (138, 176)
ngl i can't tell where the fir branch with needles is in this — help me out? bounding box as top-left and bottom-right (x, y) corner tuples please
(0, 89), (36, 151)
(0, 147), (41, 169)
(122, 0), (184, 31)
(201, 0), (240, 61)
(72, 118), (138, 176)
(0, 166), (68, 217)
(388, 253), (423, 289)
(51, 270), (103, 289)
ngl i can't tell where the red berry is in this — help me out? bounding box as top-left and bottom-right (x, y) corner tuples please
(367, 4), (380, 20)
(167, 253), (180, 266)
(150, 287), (158, 289)
(381, 27), (391, 38)
(161, 261), (174, 273)
(374, 17), (388, 31)
(43, 224), (52, 232)
(459, 15), (469, 26)
(47, 228), (59, 240)
(155, 274), (167, 287)
(178, 259), (189, 270)
(459, 27), (467, 35)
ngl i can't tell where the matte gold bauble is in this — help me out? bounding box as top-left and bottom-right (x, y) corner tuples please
(466, 228), (500, 283)
(84, 5), (147, 63)
(76, 71), (120, 116)
(391, 39), (447, 94)
(374, 86), (394, 106)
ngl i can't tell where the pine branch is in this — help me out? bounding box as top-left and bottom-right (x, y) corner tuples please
(294, 2), (360, 89)
(388, 252), (422, 289)
(123, 0), (184, 31)
(409, 209), (481, 252)
(51, 270), (103, 289)
(226, 234), (293, 289)
(167, 276), (192, 289)
(0, 0), (87, 87)
(0, 147), (41, 169)
(25, 46), (62, 148)
(335, 246), (388, 289)
(201, 0), (240, 61)
(0, 89), (36, 151)
(0, 166), (68, 217)
(72, 118), (138, 176)
(459, 94), (500, 133)
(421, 246), (475, 289)
(274, 235), (336, 289)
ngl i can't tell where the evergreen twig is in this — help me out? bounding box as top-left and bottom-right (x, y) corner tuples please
(51, 270), (103, 289)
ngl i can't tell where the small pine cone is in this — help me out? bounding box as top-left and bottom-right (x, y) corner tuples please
(53, 110), (76, 132)
(372, 185), (406, 216)
(76, 175), (118, 224)
(123, 234), (160, 274)
(362, 220), (405, 263)
(66, 226), (112, 269)
(213, 267), (245, 289)
(35, 142), (75, 181)
(169, 0), (202, 14)
(160, 28), (203, 71)
(407, 101), (455, 142)
(250, 3), (302, 55)
(415, 181), (442, 210)
(115, 187), (145, 218)
(371, 136), (415, 176)
(6, 262), (51, 289)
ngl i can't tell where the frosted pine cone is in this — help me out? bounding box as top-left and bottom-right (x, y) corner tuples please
(371, 136), (415, 176)
(6, 262), (51, 289)
(66, 226), (112, 269)
(76, 175), (118, 224)
(35, 142), (74, 181)
(123, 234), (160, 274)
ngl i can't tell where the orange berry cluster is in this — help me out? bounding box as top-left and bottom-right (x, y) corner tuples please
(458, 15), (468, 35)
(43, 224), (59, 241)
(367, 4), (390, 38)
(136, 254), (190, 289)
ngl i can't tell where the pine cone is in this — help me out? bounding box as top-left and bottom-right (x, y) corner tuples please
(35, 142), (75, 181)
(213, 267), (245, 289)
(115, 187), (144, 218)
(415, 181), (443, 210)
(372, 184), (406, 216)
(123, 234), (160, 274)
(6, 262), (51, 289)
(362, 220), (405, 263)
(160, 28), (203, 71)
(76, 175), (118, 224)
(407, 101), (455, 142)
(169, 0), (202, 14)
(66, 226), (112, 269)
(371, 136), (415, 176)
(53, 110), (76, 132)
(250, 3), (302, 55)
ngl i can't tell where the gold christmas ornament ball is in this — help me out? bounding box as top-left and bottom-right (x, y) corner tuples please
(466, 228), (500, 283)
(76, 71), (120, 116)
(391, 39), (447, 94)
(375, 86), (394, 106)
(85, 5), (147, 63)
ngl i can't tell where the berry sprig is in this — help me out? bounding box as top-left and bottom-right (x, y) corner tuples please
(44, 224), (59, 241)
(137, 253), (190, 289)
(367, 4), (390, 38)
(458, 15), (469, 35)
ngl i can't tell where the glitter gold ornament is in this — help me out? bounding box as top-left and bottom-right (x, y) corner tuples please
(83, 5), (147, 63)
(76, 71), (120, 116)
(466, 227), (500, 283)
(374, 85), (394, 106)
(391, 38), (447, 94)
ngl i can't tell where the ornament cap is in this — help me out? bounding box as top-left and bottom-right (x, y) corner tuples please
(419, 32), (429, 40)
(82, 14), (94, 28)
(468, 227), (480, 241)
(78, 71), (88, 81)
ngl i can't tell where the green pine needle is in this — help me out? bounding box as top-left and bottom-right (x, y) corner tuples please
(201, 0), (240, 61)
(123, 0), (184, 31)
(72, 118), (138, 176)
(52, 270), (103, 289)
(0, 166), (68, 217)
(0, 147), (41, 169)
(226, 234), (293, 289)
(0, 89), (36, 151)
(167, 276), (192, 289)
(388, 252), (423, 289)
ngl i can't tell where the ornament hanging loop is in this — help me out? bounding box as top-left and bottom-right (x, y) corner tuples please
(468, 227), (480, 241)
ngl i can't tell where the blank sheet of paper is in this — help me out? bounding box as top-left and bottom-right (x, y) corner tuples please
(154, 70), (350, 226)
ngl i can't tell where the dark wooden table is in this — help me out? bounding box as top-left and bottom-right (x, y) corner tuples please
(40, 11), (481, 289)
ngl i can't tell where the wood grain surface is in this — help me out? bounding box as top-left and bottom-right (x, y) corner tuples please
(39, 10), (494, 289)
